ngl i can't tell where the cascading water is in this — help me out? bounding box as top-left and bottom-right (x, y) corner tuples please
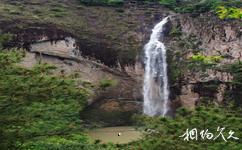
(143, 17), (170, 117)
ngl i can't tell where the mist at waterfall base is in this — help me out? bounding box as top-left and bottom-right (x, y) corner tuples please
(143, 17), (170, 117)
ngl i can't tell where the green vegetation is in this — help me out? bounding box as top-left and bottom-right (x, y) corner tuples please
(175, 0), (223, 13)
(173, 0), (242, 14)
(158, 0), (177, 9)
(0, 0), (145, 67)
(0, 50), (241, 150)
(158, 0), (242, 20)
(0, 50), (132, 150)
(49, 7), (68, 17)
(100, 0), (242, 20)
(99, 79), (118, 89)
(225, 62), (242, 86)
(169, 26), (182, 37)
(0, 0), (239, 69)
(0, 50), (91, 149)
(78, 0), (242, 20)
(170, 52), (222, 75)
(133, 105), (242, 150)
(216, 6), (242, 19)
(190, 53), (222, 64)
(189, 53), (222, 71)
(0, 0), (241, 149)
(169, 50), (222, 87)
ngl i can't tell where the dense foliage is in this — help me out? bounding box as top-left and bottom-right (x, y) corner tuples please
(132, 106), (242, 150)
(0, 50), (241, 149)
(216, 6), (242, 19)
(0, 50), (91, 149)
(162, 0), (242, 16)
(0, 50), (136, 150)
(188, 53), (222, 71)
(0, 0), (241, 149)
(79, 0), (242, 19)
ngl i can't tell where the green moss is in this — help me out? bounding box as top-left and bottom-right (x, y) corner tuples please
(182, 53), (223, 72)
(99, 79), (118, 89)
(190, 53), (222, 64)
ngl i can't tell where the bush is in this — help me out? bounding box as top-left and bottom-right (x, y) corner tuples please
(159, 0), (177, 9)
(188, 53), (222, 71)
(99, 79), (117, 89)
(174, 0), (220, 13)
(166, 0), (242, 17)
(133, 105), (242, 150)
(0, 50), (90, 149)
(216, 6), (242, 19)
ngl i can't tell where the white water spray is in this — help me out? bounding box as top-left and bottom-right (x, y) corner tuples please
(143, 17), (170, 116)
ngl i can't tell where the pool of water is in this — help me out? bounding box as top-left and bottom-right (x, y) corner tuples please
(87, 126), (142, 144)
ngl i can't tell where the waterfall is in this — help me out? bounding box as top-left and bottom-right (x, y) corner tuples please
(143, 17), (169, 117)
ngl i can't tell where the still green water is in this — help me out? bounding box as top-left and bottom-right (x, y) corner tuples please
(87, 126), (142, 144)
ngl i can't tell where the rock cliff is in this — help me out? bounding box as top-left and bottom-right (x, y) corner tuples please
(1, 0), (241, 122)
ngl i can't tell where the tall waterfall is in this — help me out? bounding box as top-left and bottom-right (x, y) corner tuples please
(143, 17), (169, 117)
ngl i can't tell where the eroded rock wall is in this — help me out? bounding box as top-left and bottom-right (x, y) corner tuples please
(168, 13), (242, 109)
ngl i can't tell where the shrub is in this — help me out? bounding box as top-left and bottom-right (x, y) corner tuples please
(188, 53), (222, 71)
(133, 105), (242, 150)
(216, 6), (242, 19)
(174, 0), (220, 13)
(159, 0), (177, 9)
(99, 79), (118, 89)
(0, 50), (90, 149)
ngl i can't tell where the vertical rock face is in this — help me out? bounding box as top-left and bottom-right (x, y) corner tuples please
(179, 13), (242, 61)
(167, 13), (242, 109)
(19, 36), (144, 125)
(179, 85), (199, 109)
(30, 37), (77, 57)
(20, 37), (143, 103)
(8, 2), (240, 113)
